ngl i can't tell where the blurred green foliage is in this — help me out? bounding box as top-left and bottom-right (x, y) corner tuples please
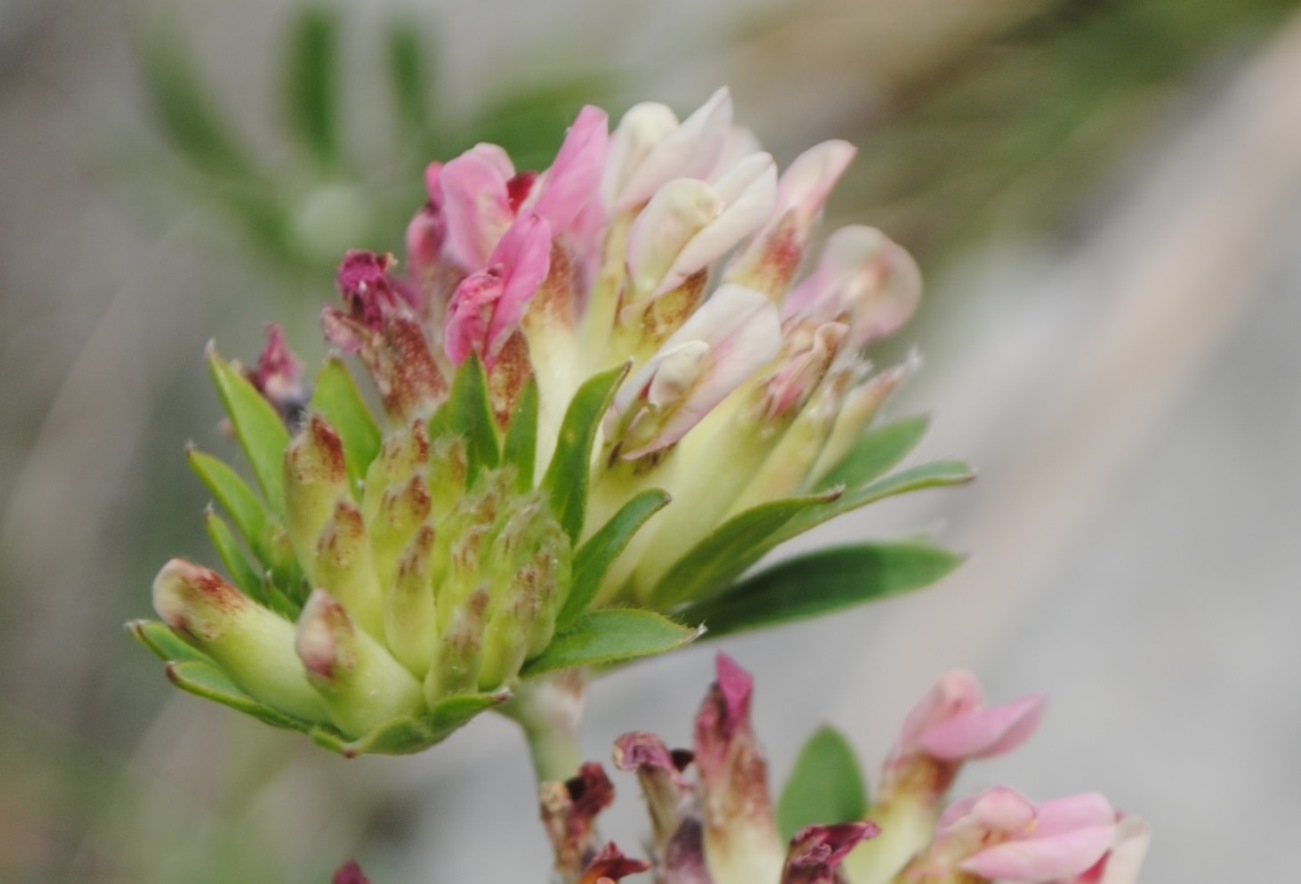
(841, 0), (1301, 260)
(135, 2), (613, 284)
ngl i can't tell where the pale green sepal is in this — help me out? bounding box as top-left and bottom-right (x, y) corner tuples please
(520, 609), (701, 678)
(429, 355), (499, 484)
(679, 542), (964, 639)
(187, 449), (273, 563)
(502, 376), (539, 492)
(165, 659), (311, 732)
(202, 509), (264, 598)
(206, 343), (292, 514)
(542, 363), (631, 544)
(777, 725), (869, 841)
(127, 619), (218, 666)
(814, 416), (930, 492)
(561, 489), (671, 629)
(310, 356), (381, 487)
(308, 690), (510, 757)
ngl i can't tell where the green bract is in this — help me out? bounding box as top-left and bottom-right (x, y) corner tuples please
(130, 346), (966, 756)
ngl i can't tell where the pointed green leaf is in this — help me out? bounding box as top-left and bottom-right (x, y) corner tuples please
(127, 619), (218, 667)
(816, 416), (930, 492)
(165, 660), (308, 731)
(283, 4), (342, 167)
(502, 377), (539, 492)
(385, 18), (435, 138)
(137, 27), (254, 178)
(780, 460), (975, 545)
(207, 345), (292, 514)
(561, 489), (671, 628)
(648, 489), (842, 609)
(543, 364), (630, 543)
(681, 542), (964, 639)
(203, 509), (264, 598)
(310, 356), (381, 487)
(187, 448), (273, 561)
(520, 609), (700, 678)
(201, 513), (299, 616)
(429, 356), (499, 484)
(777, 726), (869, 841)
(430, 691), (511, 738)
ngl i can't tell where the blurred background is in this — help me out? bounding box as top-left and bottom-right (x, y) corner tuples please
(3, 0), (1301, 880)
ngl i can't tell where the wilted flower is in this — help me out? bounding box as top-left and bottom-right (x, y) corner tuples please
(130, 89), (970, 756)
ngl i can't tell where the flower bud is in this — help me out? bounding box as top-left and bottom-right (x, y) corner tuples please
(152, 559), (324, 722)
(694, 655), (784, 884)
(284, 414), (351, 583)
(314, 500), (384, 639)
(295, 589), (423, 738)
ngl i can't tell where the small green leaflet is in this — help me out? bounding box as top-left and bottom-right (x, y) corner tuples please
(521, 609), (700, 678)
(777, 725), (869, 841)
(679, 542), (964, 639)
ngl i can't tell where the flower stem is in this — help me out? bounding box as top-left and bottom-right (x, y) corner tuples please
(501, 669), (587, 783)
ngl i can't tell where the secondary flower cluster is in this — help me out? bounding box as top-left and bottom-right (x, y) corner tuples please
(532, 657), (1148, 884)
(130, 89), (969, 755)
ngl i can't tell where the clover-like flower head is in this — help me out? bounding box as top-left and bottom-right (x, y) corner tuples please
(130, 89), (971, 755)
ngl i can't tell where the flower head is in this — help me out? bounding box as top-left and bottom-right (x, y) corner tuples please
(131, 90), (968, 756)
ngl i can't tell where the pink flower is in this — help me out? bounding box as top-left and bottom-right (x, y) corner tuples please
(440, 108), (608, 271)
(925, 788), (1119, 882)
(726, 139), (857, 299)
(894, 670), (1046, 766)
(783, 225), (922, 350)
(606, 284), (782, 458)
(602, 87), (735, 214)
(444, 212), (553, 367)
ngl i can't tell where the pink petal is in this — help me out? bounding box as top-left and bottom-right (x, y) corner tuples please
(602, 101), (679, 211)
(440, 144), (515, 269)
(614, 87), (733, 212)
(772, 140), (856, 228)
(443, 268), (501, 365)
(1082, 817), (1150, 884)
(532, 105), (608, 231)
(489, 212), (553, 343)
(658, 152), (777, 295)
(626, 178), (724, 296)
(1033, 793), (1116, 836)
(617, 285), (780, 457)
(961, 825), (1118, 881)
(897, 670), (983, 752)
(920, 693), (1047, 760)
(443, 213), (552, 366)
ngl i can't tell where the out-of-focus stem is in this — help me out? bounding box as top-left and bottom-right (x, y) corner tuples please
(501, 669), (587, 784)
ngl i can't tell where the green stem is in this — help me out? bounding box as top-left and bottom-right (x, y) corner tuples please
(501, 669), (587, 783)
